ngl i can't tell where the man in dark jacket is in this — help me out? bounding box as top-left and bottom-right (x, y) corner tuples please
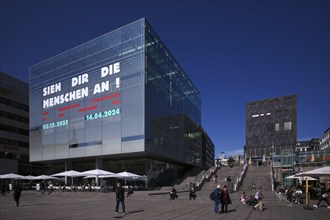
(220, 185), (231, 213)
(115, 182), (126, 214)
(213, 185), (221, 214)
(13, 181), (22, 207)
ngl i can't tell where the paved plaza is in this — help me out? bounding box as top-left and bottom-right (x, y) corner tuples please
(1, 189), (329, 220)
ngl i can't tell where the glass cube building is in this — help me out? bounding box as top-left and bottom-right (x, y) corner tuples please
(29, 18), (214, 185)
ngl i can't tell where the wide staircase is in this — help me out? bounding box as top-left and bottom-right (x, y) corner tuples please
(240, 165), (272, 192)
(160, 167), (206, 191)
(202, 166), (243, 191)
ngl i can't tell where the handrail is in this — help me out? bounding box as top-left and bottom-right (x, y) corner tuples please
(234, 163), (248, 191)
(195, 166), (217, 189)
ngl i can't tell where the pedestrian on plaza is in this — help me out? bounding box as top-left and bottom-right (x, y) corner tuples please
(13, 181), (22, 207)
(189, 187), (196, 200)
(313, 184), (330, 209)
(170, 187), (178, 200)
(253, 187), (264, 211)
(214, 174), (218, 182)
(220, 185), (231, 213)
(40, 181), (46, 195)
(115, 182), (126, 214)
(1, 181), (6, 196)
(213, 185), (221, 214)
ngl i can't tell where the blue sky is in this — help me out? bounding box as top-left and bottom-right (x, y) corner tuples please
(1, 0), (329, 158)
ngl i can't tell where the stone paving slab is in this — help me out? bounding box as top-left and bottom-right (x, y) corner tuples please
(0, 190), (329, 220)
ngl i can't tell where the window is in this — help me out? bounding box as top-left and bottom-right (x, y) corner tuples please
(284, 122), (292, 131)
(275, 123), (280, 131)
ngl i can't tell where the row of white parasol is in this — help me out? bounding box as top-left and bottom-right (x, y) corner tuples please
(0, 169), (145, 185)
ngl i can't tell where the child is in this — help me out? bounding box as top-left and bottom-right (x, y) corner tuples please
(241, 192), (247, 204)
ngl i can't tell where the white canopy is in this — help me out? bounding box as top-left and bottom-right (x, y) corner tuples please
(285, 175), (317, 181)
(33, 175), (59, 180)
(0, 173), (25, 179)
(79, 169), (115, 176)
(24, 175), (37, 180)
(52, 170), (82, 177)
(295, 166), (330, 177)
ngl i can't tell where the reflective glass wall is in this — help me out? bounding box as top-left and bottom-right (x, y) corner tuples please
(30, 19), (145, 162)
(144, 21), (202, 166)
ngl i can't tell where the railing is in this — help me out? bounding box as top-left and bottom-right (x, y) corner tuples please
(271, 165), (274, 191)
(234, 163), (248, 191)
(195, 166), (217, 189)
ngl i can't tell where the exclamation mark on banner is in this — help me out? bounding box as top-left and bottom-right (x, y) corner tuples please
(116, 77), (120, 89)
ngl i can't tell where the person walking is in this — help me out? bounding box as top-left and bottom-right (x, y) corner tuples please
(189, 187), (196, 200)
(115, 182), (126, 214)
(313, 184), (330, 209)
(253, 187), (264, 211)
(213, 185), (221, 214)
(13, 181), (22, 207)
(220, 185), (231, 213)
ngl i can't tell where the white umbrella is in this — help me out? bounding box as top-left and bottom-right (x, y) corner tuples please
(52, 170), (82, 185)
(52, 170), (82, 177)
(79, 169), (114, 176)
(0, 173), (25, 179)
(79, 169), (115, 185)
(294, 166), (330, 209)
(83, 175), (97, 179)
(113, 171), (142, 185)
(295, 166), (330, 177)
(24, 175), (37, 180)
(33, 175), (59, 180)
(285, 175), (317, 181)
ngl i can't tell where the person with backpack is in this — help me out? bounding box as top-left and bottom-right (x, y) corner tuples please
(212, 185), (221, 214)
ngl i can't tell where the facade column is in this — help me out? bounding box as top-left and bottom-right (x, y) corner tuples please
(95, 158), (103, 186)
(65, 160), (72, 185)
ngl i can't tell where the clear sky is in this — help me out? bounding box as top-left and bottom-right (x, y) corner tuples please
(1, 0), (329, 158)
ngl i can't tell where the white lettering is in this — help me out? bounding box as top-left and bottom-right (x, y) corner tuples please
(43, 82), (61, 96)
(100, 62), (120, 78)
(93, 81), (110, 94)
(42, 87), (89, 109)
(72, 73), (89, 87)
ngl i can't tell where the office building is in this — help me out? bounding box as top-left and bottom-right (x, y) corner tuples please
(320, 128), (330, 150)
(0, 72), (40, 174)
(245, 95), (297, 160)
(29, 18), (214, 186)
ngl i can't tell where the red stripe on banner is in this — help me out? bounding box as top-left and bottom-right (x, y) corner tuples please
(58, 113), (64, 117)
(58, 103), (80, 112)
(112, 100), (120, 105)
(78, 105), (97, 112)
(90, 92), (120, 103)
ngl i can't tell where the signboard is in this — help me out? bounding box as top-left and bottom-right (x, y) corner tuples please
(41, 62), (121, 131)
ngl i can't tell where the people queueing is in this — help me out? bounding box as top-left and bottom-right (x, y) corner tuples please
(213, 185), (221, 214)
(13, 181), (22, 207)
(189, 187), (196, 200)
(253, 187), (264, 211)
(220, 185), (231, 213)
(313, 184), (330, 209)
(170, 187), (178, 200)
(114, 182), (126, 214)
